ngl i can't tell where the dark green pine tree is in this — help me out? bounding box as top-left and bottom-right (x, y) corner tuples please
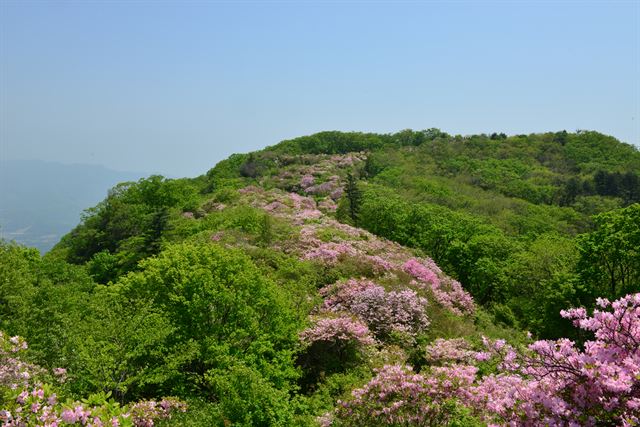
(144, 206), (171, 256)
(345, 172), (362, 225)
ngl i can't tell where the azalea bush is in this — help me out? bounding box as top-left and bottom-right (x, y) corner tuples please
(0, 331), (186, 427)
(298, 316), (376, 389)
(327, 293), (640, 426)
(320, 279), (430, 343)
(329, 364), (482, 427)
(2, 386), (186, 427)
(403, 259), (475, 316)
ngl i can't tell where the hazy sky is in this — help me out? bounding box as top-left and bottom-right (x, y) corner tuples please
(1, 1), (639, 178)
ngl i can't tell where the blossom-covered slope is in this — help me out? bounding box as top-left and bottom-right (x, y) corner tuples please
(2, 134), (639, 426)
(188, 151), (639, 425)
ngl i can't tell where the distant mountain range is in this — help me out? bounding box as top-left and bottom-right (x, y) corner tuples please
(0, 160), (147, 253)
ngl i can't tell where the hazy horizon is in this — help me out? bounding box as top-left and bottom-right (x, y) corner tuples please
(0, 159), (147, 252)
(2, 1), (639, 178)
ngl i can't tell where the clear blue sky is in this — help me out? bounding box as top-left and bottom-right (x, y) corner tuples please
(1, 1), (638, 177)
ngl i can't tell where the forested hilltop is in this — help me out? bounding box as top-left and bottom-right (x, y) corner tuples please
(1, 130), (639, 426)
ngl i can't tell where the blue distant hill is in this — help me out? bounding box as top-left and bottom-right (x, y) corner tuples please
(0, 160), (147, 253)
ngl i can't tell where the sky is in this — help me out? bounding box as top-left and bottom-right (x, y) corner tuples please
(1, 1), (639, 178)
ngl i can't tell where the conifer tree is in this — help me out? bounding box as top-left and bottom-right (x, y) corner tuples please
(345, 172), (362, 225)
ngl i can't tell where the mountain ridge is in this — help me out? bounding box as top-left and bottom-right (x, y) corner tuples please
(1, 129), (638, 426)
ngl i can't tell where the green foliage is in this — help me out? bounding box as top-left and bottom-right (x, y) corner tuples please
(155, 399), (222, 427)
(0, 240), (94, 365)
(205, 153), (249, 187)
(63, 290), (178, 399)
(204, 364), (295, 426)
(269, 131), (387, 155)
(576, 203), (640, 299)
(0, 242), (40, 333)
(113, 243), (301, 397)
(53, 175), (201, 282)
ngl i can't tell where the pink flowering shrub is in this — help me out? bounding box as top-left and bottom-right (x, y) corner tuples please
(2, 387), (186, 427)
(403, 259), (475, 316)
(295, 208), (323, 224)
(508, 293), (640, 425)
(289, 192), (316, 210)
(326, 293), (640, 426)
(403, 258), (440, 284)
(298, 316), (376, 383)
(318, 198), (338, 212)
(263, 200), (287, 213)
(300, 316), (376, 347)
(424, 338), (476, 365)
(0, 333), (39, 391)
(364, 255), (394, 272)
(300, 174), (315, 189)
(298, 222), (408, 272)
(302, 242), (358, 264)
(465, 295), (640, 425)
(129, 398), (188, 427)
(306, 181), (338, 196)
(330, 188), (343, 200)
(0, 332), (187, 426)
(321, 279), (430, 342)
(330, 364), (481, 426)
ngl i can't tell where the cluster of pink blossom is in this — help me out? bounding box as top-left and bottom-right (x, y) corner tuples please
(318, 198), (338, 212)
(129, 398), (188, 427)
(300, 173), (342, 197)
(465, 295), (640, 425)
(295, 208), (323, 224)
(511, 293), (640, 424)
(302, 242), (358, 264)
(300, 174), (315, 189)
(305, 180), (339, 196)
(299, 172), (340, 196)
(329, 187), (343, 200)
(299, 316), (376, 347)
(329, 153), (366, 168)
(424, 338), (477, 365)
(328, 364), (477, 426)
(327, 293), (640, 426)
(288, 192), (316, 211)
(1, 332), (187, 427)
(403, 259), (475, 316)
(239, 185), (329, 225)
(262, 152), (365, 216)
(2, 385), (186, 427)
(0, 333), (39, 391)
(296, 221), (410, 272)
(262, 200), (287, 213)
(320, 279), (429, 341)
(364, 255), (394, 272)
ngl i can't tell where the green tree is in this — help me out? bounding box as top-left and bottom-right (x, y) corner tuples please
(114, 242), (301, 397)
(143, 207), (171, 256)
(64, 290), (177, 400)
(344, 173), (363, 225)
(576, 204), (640, 298)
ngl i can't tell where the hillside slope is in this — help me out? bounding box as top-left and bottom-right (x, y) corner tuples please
(248, 130), (640, 338)
(1, 130), (639, 426)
